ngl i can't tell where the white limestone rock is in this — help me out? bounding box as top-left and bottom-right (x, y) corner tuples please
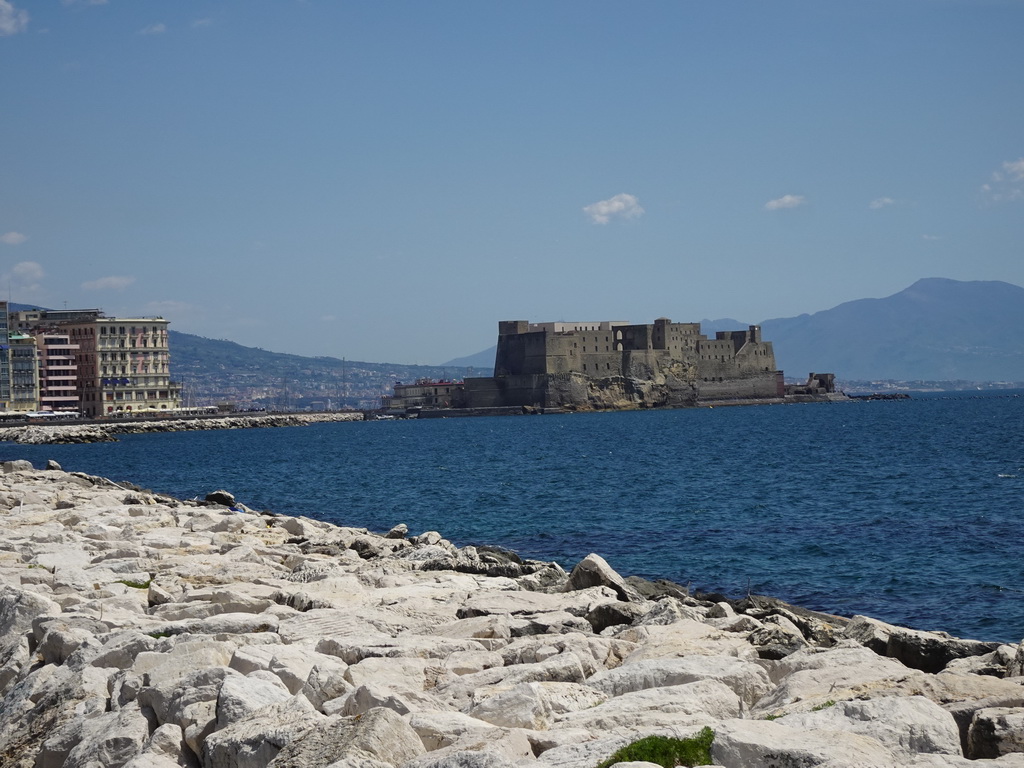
(781, 695), (963, 761)
(553, 679), (740, 732)
(407, 710), (502, 752)
(563, 553), (639, 602)
(266, 707), (425, 768)
(203, 695), (324, 768)
(467, 681), (588, 730)
(138, 665), (239, 757)
(613, 619), (758, 662)
(969, 707), (1024, 759)
(711, 717), (899, 767)
(402, 724), (535, 768)
(585, 655), (772, 708)
(457, 585), (619, 620)
(433, 653), (590, 711)
(216, 672), (293, 729)
(317, 635), (486, 665)
(532, 735), (634, 768)
(60, 702), (153, 768)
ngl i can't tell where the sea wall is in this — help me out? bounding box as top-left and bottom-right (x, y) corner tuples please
(2, 462), (1024, 767)
(0, 412), (364, 445)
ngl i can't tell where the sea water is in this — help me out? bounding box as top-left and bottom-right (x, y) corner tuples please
(5, 391), (1023, 643)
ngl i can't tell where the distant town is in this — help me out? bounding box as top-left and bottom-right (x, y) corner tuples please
(2, 303), (1019, 421)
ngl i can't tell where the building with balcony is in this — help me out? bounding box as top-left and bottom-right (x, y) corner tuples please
(37, 332), (80, 413)
(7, 308), (181, 418)
(8, 333), (39, 412)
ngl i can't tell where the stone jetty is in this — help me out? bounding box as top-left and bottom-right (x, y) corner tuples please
(0, 412), (364, 445)
(2, 462), (1024, 767)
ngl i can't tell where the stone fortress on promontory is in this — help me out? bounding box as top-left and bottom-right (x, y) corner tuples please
(389, 318), (839, 414)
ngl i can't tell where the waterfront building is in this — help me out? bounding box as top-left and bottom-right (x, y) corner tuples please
(8, 333), (39, 412)
(9, 308), (180, 418)
(0, 302), (10, 409)
(383, 379), (464, 412)
(61, 314), (179, 418)
(36, 331), (80, 413)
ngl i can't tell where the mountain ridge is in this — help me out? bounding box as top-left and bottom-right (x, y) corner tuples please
(444, 278), (1024, 383)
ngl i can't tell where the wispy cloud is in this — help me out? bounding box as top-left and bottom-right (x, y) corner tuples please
(764, 194), (806, 211)
(61, 0), (108, 6)
(0, 0), (29, 36)
(140, 23), (166, 35)
(583, 193), (644, 225)
(0, 231), (28, 245)
(82, 275), (136, 291)
(12, 261), (43, 281)
(869, 197), (896, 210)
(922, 234), (941, 241)
(982, 158), (1024, 202)
(2, 261), (45, 295)
(192, 17), (213, 28)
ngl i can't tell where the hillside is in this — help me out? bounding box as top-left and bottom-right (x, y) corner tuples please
(763, 278), (1024, 382)
(445, 280), (1024, 385)
(169, 332), (479, 410)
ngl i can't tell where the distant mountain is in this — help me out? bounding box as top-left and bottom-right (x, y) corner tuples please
(443, 347), (495, 371)
(169, 331), (478, 409)
(444, 280), (1024, 383)
(763, 278), (1024, 382)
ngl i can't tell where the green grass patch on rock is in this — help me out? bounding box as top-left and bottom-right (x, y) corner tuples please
(596, 728), (715, 768)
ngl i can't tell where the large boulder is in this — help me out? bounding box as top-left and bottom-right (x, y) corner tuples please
(563, 554), (638, 602)
(266, 707), (425, 767)
(712, 718), (898, 767)
(967, 707), (1024, 759)
(780, 696), (963, 762)
(585, 655), (772, 708)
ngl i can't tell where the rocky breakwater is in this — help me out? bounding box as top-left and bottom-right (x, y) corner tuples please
(2, 462), (1024, 767)
(0, 412), (364, 445)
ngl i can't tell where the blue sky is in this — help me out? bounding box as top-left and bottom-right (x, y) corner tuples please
(1, 1), (1022, 364)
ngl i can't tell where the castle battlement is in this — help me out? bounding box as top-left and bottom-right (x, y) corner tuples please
(462, 318), (785, 411)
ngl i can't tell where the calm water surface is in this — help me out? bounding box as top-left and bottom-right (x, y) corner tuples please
(4, 392), (1023, 643)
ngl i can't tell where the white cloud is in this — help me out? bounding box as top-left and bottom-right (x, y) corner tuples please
(13, 261), (43, 281)
(192, 17), (213, 28)
(0, 1), (29, 36)
(983, 158), (1024, 202)
(1003, 158), (1024, 181)
(583, 193), (644, 224)
(0, 231), (27, 245)
(869, 197), (896, 210)
(764, 194), (806, 211)
(922, 234), (941, 241)
(2, 260), (45, 296)
(61, 0), (108, 6)
(140, 23), (166, 35)
(82, 275), (136, 291)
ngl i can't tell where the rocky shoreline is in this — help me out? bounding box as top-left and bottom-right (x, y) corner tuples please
(0, 412), (364, 445)
(2, 462), (1024, 767)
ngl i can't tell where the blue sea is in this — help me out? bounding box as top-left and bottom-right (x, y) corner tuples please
(4, 392), (1023, 644)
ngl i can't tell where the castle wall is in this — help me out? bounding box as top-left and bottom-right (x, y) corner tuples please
(481, 318), (785, 411)
(464, 374), (550, 408)
(697, 370), (784, 401)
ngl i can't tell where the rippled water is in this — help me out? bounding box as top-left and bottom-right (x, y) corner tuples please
(5, 391), (1023, 643)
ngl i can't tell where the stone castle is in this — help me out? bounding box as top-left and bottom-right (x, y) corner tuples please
(460, 318), (786, 411)
(384, 317), (841, 414)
